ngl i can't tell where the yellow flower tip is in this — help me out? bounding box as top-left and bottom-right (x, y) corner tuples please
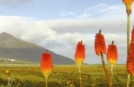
(75, 58), (84, 66)
(42, 70), (52, 79)
(108, 59), (117, 65)
(66, 80), (70, 84)
(6, 70), (9, 74)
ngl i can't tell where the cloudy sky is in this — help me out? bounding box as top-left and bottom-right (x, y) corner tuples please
(0, 0), (133, 64)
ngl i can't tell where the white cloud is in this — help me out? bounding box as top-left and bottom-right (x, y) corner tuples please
(77, 11), (90, 19)
(0, 16), (57, 43)
(42, 18), (133, 34)
(83, 3), (129, 19)
(93, 3), (120, 11)
(100, 5), (120, 12)
(108, 6), (120, 10)
(0, 10), (131, 64)
(59, 11), (75, 17)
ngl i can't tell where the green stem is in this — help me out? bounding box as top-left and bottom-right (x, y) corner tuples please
(132, 76), (134, 87)
(100, 53), (111, 87)
(79, 66), (82, 87)
(110, 65), (113, 87)
(45, 77), (48, 87)
(126, 13), (131, 87)
(127, 14), (130, 54)
(127, 73), (130, 87)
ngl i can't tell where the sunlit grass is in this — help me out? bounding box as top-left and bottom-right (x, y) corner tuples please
(0, 64), (127, 87)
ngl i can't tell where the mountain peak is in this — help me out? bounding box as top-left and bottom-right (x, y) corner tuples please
(0, 32), (14, 39)
(1, 32), (9, 34)
(0, 32), (42, 48)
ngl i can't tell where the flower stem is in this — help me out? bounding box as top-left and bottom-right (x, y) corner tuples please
(110, 65), (113, 87)
(101, 53), (111, 87)
(79, 66), (82, 87)
(126, 13), (131, 87)
(127, 74), (130, 87)
(45, 77), (48, 87)
(132, 76), (134, 87)
(127, 13), (130, 54)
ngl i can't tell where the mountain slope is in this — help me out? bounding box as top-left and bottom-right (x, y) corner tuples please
(0, 32), (43, 48)
(0, 32), (75, 64)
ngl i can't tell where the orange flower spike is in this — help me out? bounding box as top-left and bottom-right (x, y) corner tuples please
(75, 40), (85, 66)
(122, 0), (134, 15)
(107, 41), (118, 66)
(41, 50), (52, 78)
(126, 42), (134, 76)
(94, 29), (106, 56)
(131, 25), (134, 42)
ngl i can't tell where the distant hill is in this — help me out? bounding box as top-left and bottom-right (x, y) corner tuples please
(0, 32), (75, 64)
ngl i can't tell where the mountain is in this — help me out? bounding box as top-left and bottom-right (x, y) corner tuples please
(0, 32), (75, 64)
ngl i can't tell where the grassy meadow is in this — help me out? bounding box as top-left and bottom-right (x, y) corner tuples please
(0, 64), (127, 87)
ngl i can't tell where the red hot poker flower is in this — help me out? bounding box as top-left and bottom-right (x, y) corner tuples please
(107, 41), (118, 66)
(94, 30), (106, 56)
(126, 43), (134, 76)
(41, 50), (52, 78)
(75, 40), (85, 66)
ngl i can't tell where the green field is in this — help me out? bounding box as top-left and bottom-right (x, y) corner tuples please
(0, 64), (128, 87)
